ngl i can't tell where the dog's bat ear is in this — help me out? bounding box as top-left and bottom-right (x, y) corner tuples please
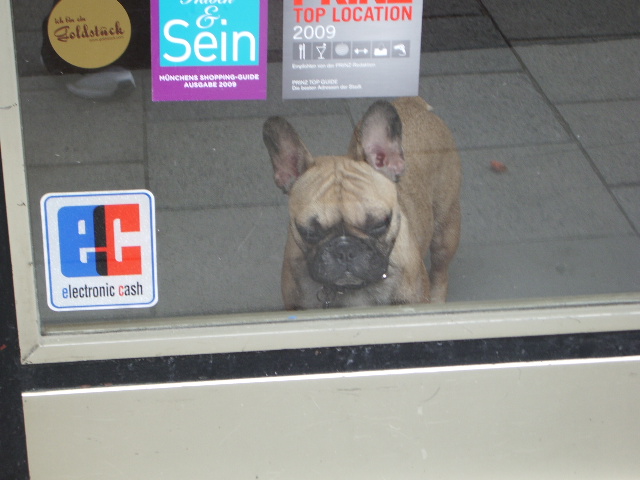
(354, 100), (405, 182)
(263, 116), (314, 194)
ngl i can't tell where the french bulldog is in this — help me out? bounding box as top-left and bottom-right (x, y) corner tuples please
(263, 97), (461, 310)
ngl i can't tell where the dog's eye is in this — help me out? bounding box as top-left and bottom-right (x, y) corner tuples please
(367, 215), (391, 237)
(296, 220), (325, 244)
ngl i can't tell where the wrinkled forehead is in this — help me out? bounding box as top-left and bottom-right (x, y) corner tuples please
(289, 156), (397, 226)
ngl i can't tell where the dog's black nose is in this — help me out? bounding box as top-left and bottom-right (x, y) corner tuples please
(332, 236), (360, 265)
(310, 234), (388, 289)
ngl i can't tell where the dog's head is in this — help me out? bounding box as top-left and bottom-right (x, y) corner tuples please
(263, 101), (407, 291)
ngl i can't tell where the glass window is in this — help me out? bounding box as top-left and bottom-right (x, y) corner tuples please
(3, 0), (639, 363)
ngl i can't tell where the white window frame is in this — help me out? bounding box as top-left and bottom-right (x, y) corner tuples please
(2, 0), (638, 365)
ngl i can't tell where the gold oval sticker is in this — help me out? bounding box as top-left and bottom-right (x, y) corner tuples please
(47, 0), (132, 70)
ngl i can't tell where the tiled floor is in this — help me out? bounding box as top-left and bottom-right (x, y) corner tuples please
(12, 0), (640, 322)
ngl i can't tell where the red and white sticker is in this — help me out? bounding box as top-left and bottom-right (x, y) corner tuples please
(41, 190), (158, 311)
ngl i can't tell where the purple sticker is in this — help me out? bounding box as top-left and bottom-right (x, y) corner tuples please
(151, 0), (268, 102)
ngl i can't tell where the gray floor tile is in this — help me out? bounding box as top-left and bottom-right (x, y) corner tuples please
(10, 0), (51, 32)
(148, 117), (281, 209)
(426, 0), (484, 17)
(482, 0), (640, 41)
(459, 144), (633, 243)
(613, 186), (640, 232)
(14, 31), (46, 77)
(27, 164), (146, 204)
(558, 100), (640, 187)
(420, 73), (570, 149)
(558, 100), (640, 148)
(516, 40), (640, 103)
(267, 0), (284, 59)
(19, 75), (63, 92)
(420, 48), (521, 77)
(448, 235), (640, 303)
(12, 3), (50, 77)
(284, 113), (357, 157)
(19, 70), (148, 92)
(155, 206), (288, 316)
(20, 87), (145, 166)
(422, 16), (507, 52)
(147, 113), (353, 209)
(587, 142), (640, 186)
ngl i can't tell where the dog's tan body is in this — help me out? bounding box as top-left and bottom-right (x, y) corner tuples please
(264, 97), (461, 310)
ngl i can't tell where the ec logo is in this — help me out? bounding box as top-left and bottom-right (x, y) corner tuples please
(41, 190), (157, 311)
(58, 204), (142, 278)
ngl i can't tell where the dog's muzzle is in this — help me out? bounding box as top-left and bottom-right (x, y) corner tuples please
(309, 235), (388, 289)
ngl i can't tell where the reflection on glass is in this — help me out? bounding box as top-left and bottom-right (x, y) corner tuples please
(9, 0), (640, 328)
